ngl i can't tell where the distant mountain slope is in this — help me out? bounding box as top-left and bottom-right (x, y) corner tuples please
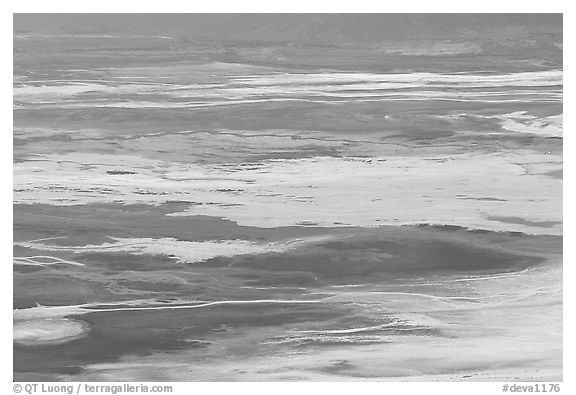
(14, 14), (562, 44)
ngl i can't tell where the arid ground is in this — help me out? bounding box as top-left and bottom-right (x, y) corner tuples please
(13, 14), (562, 381)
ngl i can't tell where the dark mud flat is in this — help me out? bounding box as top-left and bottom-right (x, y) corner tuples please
(14, 14), (562, 381)
(14, 214), (562, 381)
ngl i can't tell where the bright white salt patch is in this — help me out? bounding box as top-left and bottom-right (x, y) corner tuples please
(13, 319), (89, 345)
(16, 236), (333, 264)
(13, 151), (562, 235)
(498, 112), (563, 137)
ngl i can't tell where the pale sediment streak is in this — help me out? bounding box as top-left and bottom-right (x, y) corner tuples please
(82, 299), (330, 313)
(295, 322), (427, 335)
(14, 298), (334, 322)
(329, 291), (488, 302)
(16, 95), (561, 110)
(15, 235), (335, 264)
(14, 69), (562, 109)
(13, 255), (85, 267)
(231, 70), (562, 86)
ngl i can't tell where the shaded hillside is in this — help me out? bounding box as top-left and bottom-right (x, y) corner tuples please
(14, 14), (561, 44)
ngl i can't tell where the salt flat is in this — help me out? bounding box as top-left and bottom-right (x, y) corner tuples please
(13, 14), (562, 382)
